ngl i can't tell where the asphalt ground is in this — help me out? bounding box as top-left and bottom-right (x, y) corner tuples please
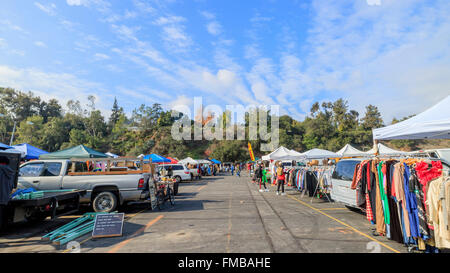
(0, 172), (407, 253)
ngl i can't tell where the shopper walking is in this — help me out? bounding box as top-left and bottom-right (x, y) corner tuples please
(236, 164), (241, 177)
(261, 164), (269, 192)
(255, 164), (264, 192)
(276, 164), (286, 196)
(231, 164), (235, 176)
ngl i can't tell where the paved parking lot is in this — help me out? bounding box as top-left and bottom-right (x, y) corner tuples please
(0, 173), (406, 253)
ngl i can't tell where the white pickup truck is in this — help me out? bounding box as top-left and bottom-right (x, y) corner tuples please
(17, 159), (152, 213)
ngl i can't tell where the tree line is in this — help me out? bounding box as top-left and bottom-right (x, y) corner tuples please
(0, 87), (427, 162)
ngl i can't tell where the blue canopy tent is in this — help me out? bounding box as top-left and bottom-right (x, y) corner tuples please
(13, 143), (48, 160)
(0, 143), (12, 150)
(143, 154), (171, 163)
(210, 159), (221, 164)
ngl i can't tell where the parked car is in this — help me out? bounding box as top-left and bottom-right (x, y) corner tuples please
(330, 159), (362, 209)
(185, 164), (201, 180)
(17, 160), (152, 213)
(157, 164), (191, 195)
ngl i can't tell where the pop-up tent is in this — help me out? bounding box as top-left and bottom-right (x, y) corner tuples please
(196, 159), (212, 164)
(262, 146), (303, 161)
(179, 157), (198, 165)
(373, 95), (450, 140)
(336, 144), (366, 157)
(210, 159), (221, 164)
(365, 143), (409, 156)
(105, 152), (119, 158)
(39, 145), (108, 159)
(166, 157), (179, 164)
(300, 148), (340, 159)
(0, 142), (12, 150)
(143, 154), (171, 163)
(12, 143), (48, 160)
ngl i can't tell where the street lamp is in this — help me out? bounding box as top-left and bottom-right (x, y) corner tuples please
(0, 114), (33, 146)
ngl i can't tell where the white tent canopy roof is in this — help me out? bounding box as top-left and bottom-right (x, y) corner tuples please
(301, 148), (339, 159)
(337, 144), (366, 157)
(365, 143), (409, 156)
(1, 148), (25, 157)
(262, 146), (303, 161)
(178, 157), (198, 164)
(105, 152), (119, 158)
(195, 159), (212, 164)
(373, 95), (450, 140)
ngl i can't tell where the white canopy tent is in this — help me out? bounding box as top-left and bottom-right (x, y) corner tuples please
(300, 148), (340, 159)
(1, 147), (25, 157)
(196, 159), (212, 164)
(178, 157), (199, 165)
(365, 143), (409, 156)
(373, 95), (450, 140)
(336, 144), (366, 157)
(105, 152), (119, 158)
(262, 146), (303, 161)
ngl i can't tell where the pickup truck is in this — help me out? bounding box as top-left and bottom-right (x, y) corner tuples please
(17, 159), (152, 213)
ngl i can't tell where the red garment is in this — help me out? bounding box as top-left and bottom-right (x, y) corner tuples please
(415, 161), (443, 204)
(366, 162), (371, 191)
(366, 193), (374, 221)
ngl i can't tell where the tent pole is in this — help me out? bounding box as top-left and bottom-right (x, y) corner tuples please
(373, 139), (379, 156)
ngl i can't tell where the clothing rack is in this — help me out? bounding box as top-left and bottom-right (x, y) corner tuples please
(295, 165), (335, 203)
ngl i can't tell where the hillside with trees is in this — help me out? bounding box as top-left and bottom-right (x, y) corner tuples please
(1, 87), (448, 162)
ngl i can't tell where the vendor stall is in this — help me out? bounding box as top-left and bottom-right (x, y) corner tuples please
(12, 143), (48, 160)
(336, 144), (366, 158)
(39, 145), (108, 159)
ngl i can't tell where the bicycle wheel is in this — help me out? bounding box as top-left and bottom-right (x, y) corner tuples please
(168, 187), (175, 206)
(156, 190), (165, 210)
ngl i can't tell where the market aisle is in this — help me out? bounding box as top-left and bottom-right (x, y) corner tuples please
(82, 174), (274, 253)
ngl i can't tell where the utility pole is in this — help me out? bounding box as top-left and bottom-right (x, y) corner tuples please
(9, 120), (17, 146)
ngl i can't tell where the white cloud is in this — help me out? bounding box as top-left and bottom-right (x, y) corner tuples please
(298, 0), (450, 121)
(0, 20), (28, 34)
(66, 0), (82, 5)
(94, 53), (110, 60)
(66, 0), (110, 13)
(161, 25), (192, 50)
(34, 41), (47, 48)
(0, 65), (109, 113)
(366, 0), (381, 6)
(200, 11), (215, 20)
(207, 21), (222, 36)
(154, 16), (186, 26)
(0, 38), (7, 48)
(34, 2), (57, 16)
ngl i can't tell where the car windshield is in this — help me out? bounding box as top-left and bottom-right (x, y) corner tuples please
(437, 150), (450, 163)
(332, 160), (360, 181)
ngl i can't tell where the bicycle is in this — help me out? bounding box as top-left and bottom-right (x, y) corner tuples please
(154, 180), (175, 210)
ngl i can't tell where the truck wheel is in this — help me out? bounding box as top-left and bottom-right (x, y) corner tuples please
(92, 192), (117, 213)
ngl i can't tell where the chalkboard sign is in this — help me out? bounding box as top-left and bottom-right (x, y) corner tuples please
(92, 213), (125, 238)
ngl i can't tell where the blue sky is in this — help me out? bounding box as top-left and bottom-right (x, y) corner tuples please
(1, 0), (449, 123)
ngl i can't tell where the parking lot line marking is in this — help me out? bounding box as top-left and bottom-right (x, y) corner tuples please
(107, 215), (164, 253)
(226, 192), (233, 253)
(287, 195), (401, 254)
(198, 185), (207, 191)
(318, 208), (348, 211)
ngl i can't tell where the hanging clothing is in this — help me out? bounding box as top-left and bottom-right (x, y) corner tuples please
(0, 165), (15, 205)
(427, 176), (450, 249)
